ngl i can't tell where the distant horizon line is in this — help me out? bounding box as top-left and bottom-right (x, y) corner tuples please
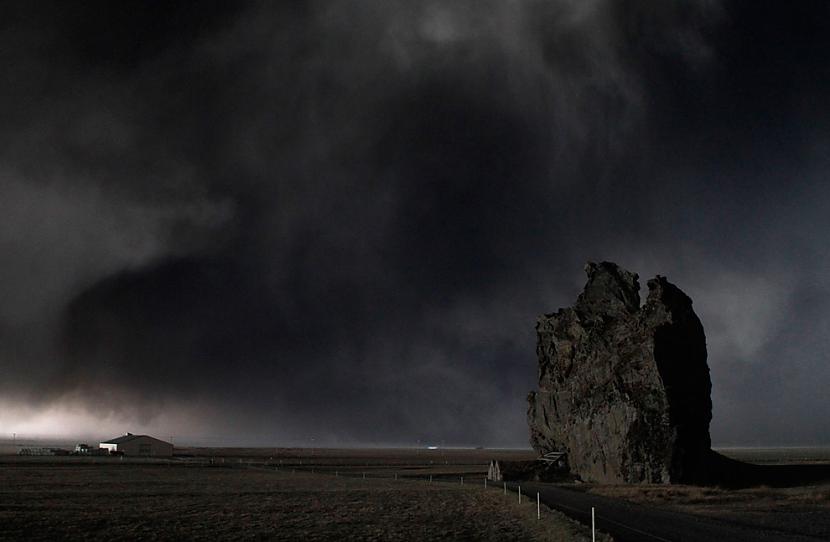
(2, 435), (830, 451)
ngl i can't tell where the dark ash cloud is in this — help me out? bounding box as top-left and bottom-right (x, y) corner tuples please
(2, 1), (830, 446)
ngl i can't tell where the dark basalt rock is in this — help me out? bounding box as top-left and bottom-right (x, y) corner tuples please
(527, 262), (712, 484)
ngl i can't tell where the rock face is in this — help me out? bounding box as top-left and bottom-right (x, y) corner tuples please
(527, 262), (712, 484)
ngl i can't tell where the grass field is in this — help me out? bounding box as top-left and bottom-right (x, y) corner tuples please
(716, 446), (830, 465)
(0, 457), (599, 541)
(6, 445), (827, 540)
(580, 482), (830, 539)
(568, 448), (830, 539)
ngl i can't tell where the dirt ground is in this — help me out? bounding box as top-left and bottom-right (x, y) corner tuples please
(0, 459), (596, 541)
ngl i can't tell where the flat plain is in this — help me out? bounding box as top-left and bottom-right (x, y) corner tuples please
(3, 446), (828, 541)
(0, 449), (598, 541)
(577, 447), (830, 540)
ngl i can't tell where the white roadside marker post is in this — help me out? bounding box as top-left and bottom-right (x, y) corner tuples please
(537, 492), (540, 520)
(460, 476), (463, 486)
(518, 486), (521, 504)
(429, 474), (432, 483)
(503, 482), (506, 495)
(592, 506), (596, 542)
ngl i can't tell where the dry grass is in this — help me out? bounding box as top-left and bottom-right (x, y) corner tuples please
(579, 482), (830, 539)
(584, 482), (830, 507)
(0, 462), (596, 541)
(716, 447), (830, 465)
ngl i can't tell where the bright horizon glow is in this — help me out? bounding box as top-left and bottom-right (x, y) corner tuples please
(0, 400), (212, 443)
(2, 401), (827, 449)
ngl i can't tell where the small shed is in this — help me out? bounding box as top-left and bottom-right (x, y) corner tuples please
(488, 460), (502, 481)
(99, 433), (173, 457)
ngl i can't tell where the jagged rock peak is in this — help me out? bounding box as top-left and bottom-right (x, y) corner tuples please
(576, 261), (641, 314)
(528, 262), (712, 484)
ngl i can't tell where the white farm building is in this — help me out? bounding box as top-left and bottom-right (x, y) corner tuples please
(99, 433), (173, 457)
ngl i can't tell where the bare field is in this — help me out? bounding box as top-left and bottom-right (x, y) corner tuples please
(178, 446), (535, 467)
(580, 481), (830, 539)
(716, 446), (830, 465)
(180, 447), (539, 483)
(0, 457), (595, 541)
(569, 448), (830, 539)
(7, 445), (826, 540)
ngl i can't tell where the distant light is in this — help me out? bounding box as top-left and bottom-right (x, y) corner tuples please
(427, 446), (438, 450)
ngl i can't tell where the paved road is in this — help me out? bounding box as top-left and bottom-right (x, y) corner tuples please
(503, 482), (824, 542)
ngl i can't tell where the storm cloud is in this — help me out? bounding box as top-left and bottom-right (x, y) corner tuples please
(2, 1), (829, 446)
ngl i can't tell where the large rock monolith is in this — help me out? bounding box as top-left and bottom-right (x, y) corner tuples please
(527, 262), (712, 484)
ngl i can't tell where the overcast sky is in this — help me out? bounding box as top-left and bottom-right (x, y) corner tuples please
(1, 1), (829, 447)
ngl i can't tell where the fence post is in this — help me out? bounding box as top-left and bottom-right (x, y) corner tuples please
(503, 482), (506, 495)
(460, 476), (463, 485)
(537, 492), (540, 520)
(592, 507), (596, 542)
(518, 486), (521, 504)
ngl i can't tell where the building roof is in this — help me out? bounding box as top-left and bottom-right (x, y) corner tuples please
(101, 433), (142, 444)
(100, 433), (170, 445)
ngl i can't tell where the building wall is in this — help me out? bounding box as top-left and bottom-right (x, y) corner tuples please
(121, 437), (173, 456)
(99, 436), (173, 456)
